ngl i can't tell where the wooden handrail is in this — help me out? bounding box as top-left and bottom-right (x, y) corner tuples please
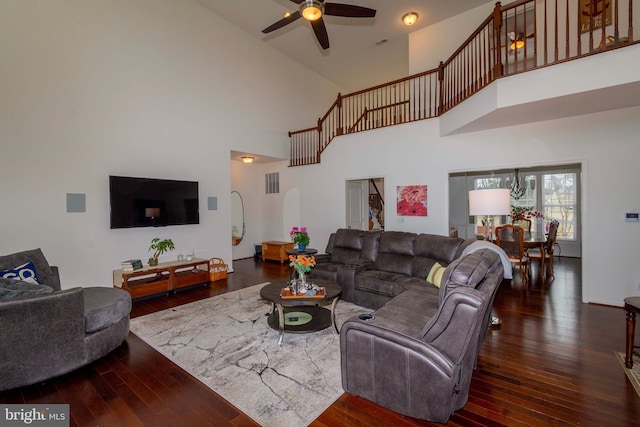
(289, 0), (638, 166)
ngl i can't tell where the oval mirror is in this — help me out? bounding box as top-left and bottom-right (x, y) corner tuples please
(231, 191), (245, 246)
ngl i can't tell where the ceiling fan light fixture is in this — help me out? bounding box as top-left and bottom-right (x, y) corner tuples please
(509, 33), (526, 50)
(300, 0), (324, 21)
(241, 156), (255, 164)
(402, 12), (418, 26)
(510, 39), (525, 50)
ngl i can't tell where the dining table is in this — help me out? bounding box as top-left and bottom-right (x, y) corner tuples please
(491, 230), (547, 282)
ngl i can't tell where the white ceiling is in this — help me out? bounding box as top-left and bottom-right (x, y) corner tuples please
(193, 0), (489, 93)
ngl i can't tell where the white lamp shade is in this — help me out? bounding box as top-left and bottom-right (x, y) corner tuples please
(468, 189), (511, 216)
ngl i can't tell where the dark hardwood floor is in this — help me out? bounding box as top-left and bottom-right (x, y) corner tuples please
(2, 257), (639, 426)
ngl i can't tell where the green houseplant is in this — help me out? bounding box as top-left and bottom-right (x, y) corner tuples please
(148, 238), (175, 266)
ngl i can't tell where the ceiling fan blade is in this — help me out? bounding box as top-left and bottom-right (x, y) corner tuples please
(311, 18), (330, 49)
(290, 0), (304, 3)
(262, 11), (301, 33)
(324, 3), (376, 18)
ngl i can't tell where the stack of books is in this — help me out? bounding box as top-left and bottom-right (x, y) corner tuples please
(121, 259), (143, 271)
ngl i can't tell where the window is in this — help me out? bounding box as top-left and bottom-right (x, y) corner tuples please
(542, 173), (576, 240)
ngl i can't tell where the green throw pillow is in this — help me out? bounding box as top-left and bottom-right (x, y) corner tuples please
(427, 262), (446, 288)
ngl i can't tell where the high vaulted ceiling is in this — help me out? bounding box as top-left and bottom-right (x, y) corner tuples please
(194, 0), (490, 93)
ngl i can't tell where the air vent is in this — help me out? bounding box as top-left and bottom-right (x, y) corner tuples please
(265, 172), (279, 194)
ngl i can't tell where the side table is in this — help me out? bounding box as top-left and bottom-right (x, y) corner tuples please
(625, 296), (640, 368)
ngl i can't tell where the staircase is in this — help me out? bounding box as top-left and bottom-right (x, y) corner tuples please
(289, 0), (638, 167)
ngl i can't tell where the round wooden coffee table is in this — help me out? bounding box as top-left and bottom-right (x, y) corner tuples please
(260, 279), (341, 345)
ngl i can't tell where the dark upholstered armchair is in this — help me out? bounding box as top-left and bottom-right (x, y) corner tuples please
(0, 249), (131, 391)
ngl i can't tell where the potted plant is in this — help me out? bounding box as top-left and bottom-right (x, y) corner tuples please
(289, 226), (310, 250)
(148, 238), (175, 266)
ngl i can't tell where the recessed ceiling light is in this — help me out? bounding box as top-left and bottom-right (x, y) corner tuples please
(402, 12), (418, 26)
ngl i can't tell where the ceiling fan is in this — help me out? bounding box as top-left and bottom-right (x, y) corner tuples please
(262, 0), (377, 50)
(507, 31), (534, 55)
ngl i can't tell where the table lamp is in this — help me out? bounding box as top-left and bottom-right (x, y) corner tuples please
(468, 189), (511, 240)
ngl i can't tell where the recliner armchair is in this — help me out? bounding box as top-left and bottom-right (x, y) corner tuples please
(340, 249), (505, 423)
(310, 228), (380, 302)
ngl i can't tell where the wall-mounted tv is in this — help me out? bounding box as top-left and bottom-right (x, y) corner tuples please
(109, 176), (199, 229)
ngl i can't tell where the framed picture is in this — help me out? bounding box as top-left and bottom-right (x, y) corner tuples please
(580, 0), (611, 33)
(397, 185), (428, 217)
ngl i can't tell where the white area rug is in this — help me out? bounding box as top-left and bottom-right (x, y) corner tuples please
(129, 283), (370, 427)
(615, 352), (640, 398)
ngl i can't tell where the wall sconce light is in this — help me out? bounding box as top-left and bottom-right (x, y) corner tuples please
(402, 12), (418, 26)
(241, 156), (255, 164)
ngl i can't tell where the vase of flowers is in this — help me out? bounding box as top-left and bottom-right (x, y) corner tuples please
(288, 254), (316, 289)
(510, 206), (531, 223)
(290, 226), (310, 251)
(528, 210), (545, 233)
(510, 206), (545, 232)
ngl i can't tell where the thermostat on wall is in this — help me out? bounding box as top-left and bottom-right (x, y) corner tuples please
(625, 212), (640, 222)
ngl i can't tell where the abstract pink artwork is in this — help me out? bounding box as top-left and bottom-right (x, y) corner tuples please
(397, 185), (428, 216)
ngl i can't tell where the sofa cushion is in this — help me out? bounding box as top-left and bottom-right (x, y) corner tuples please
(0, 249), (57, 288)
(355, 270), (409, 297)
(371, 289), (440, 338)
(414, 234), (464, 264)
(0, 277), (54, 299)
(330, 229), (364, 263)
(0, 261), (41, 284)
(438, 251), (492, 304)
(378, 231), (416, 256)
(83, 287), (132, 333)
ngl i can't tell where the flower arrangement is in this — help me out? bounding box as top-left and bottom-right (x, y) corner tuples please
(289, 226), (310, 247)
(510, 206), (544, 222)
(288, 254), (316, 276)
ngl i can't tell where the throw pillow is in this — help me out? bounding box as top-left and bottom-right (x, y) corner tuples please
(0, 261), (41, 284)
(427, 262), (446, 288)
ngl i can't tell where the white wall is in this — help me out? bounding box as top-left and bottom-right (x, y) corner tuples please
(409, 1), (495, 74)
(276, 105), (640, 307)
(0, 0), (339, 287)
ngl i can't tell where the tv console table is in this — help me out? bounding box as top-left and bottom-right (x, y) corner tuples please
(113, 258), (210, 299)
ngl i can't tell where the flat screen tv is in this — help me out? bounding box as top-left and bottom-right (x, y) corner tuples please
(109, 176), (199, 229)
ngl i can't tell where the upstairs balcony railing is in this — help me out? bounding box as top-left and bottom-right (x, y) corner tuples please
(289, 0), (637, 166)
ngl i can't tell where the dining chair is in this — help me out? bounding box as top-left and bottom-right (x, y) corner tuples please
(527, 220), (559, 278)
(495, 224), (530, 286)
